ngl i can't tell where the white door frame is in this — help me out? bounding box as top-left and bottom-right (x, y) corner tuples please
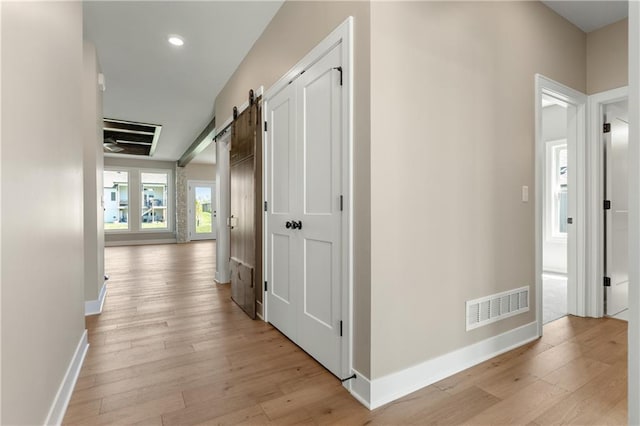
(262, 17), (353, 383)
(627, 3), (639, 423)
(187, 179), (216, 241)
(586, 86), (629, 318)
(535, 74), (587, 336)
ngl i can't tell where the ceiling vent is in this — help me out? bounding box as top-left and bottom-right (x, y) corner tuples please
(103, 118), (162, 156)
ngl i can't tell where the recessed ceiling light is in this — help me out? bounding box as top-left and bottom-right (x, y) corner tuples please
(168, 35), (184, 47)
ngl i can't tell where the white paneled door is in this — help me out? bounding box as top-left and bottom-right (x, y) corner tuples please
(605, 106), (629, 316)
(266, 44), (343, 377)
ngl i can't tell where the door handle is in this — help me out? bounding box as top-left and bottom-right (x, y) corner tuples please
(286, 220), (302, 229)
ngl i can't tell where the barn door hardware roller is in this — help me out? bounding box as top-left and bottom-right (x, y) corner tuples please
(249, 89), (255, 106)
(233, 106), (238, 120)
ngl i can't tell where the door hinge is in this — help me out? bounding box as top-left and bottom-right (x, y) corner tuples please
(264, 281), (268, 291)
(339, 320), (343, 337)
(264, 121), (268, 132)
(264, 201), (268, 212)
(604, 200), (611, 210)
(604, 276), (611, 287)
(333, 66), (343, 86)
(604, 122), (611, 133)
(339, 195), (343, 211)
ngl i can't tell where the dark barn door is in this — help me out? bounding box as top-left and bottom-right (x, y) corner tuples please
(229, 100), (262, 319)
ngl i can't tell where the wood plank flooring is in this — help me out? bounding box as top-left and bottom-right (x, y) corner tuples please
(63, 242), (628, 425)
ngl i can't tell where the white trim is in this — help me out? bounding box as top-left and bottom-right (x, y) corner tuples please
(256, 300), (264, 320)
(627, 3), (639, 423)
(347, 369), (371, 409)
(262, 17), (354, 381)
(105, 238), (176, 247)
(352, 321), (538, 410)
(138, 168), (174, 233)
(84, 282), (108, 316)
(586, 86), (628, 318)
(104, 166), (176, 234)
(44, 330), (89, 426)
(535, 74), (587, 338)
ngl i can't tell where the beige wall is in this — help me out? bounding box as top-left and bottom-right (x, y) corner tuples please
(104, 157), (177, 245)
(1, 2), (86, 423)
(214, 1), (372, 377)
(185, 163), (216, 181)
(369, 1), (586, 378)
(83, 42), (105, 302)
(587, 19), (628, 95)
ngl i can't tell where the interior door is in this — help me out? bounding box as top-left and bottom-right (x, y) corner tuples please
(188, 182), (216, 240)
(605, 104), (629, 315)
(266, 82), (297, 338)
(295, 46), (343, 375)
(266, 44), (343, 377)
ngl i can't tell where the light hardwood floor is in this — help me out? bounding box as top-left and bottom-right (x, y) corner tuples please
(64, 242), (628, 425)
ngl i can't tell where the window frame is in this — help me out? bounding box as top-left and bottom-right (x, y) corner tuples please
(103, 168), (131, 233)
(139, 169), (171, 232)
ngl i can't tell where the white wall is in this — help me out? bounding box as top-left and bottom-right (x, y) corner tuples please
(83, 41), (105, 305)
(1, 2), (86, 423)
(542, 104), (568, 274)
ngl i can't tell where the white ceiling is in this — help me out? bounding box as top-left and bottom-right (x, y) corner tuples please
(87, 1), (628, 165)
(84, 1), (283, 164)
(542, 1), (628, 33)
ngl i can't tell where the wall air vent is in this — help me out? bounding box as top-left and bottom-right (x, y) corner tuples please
(466, 286), (529, 331)
(103, 118), (162, 157)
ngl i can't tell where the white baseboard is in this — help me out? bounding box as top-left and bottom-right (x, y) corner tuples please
(256, 300), (264, 320)
(105, 238), (176, 247)
(85, 282), (107, 316)
(354, 321), (538, 410)
(348, 369), (371, 409)
(44, 330), (89, 425)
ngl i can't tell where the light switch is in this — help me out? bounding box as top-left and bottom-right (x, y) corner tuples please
(522, 186), (529, 202)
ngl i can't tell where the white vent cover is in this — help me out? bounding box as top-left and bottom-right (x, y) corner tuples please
(466, 286), (529, 331)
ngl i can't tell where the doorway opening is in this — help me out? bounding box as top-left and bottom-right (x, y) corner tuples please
(188, 180), (217, 241)
(541, 93), (570, 324)
(536, 75), (587, 332)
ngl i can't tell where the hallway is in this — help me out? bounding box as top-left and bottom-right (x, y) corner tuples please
(63, 242), (627, 425)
